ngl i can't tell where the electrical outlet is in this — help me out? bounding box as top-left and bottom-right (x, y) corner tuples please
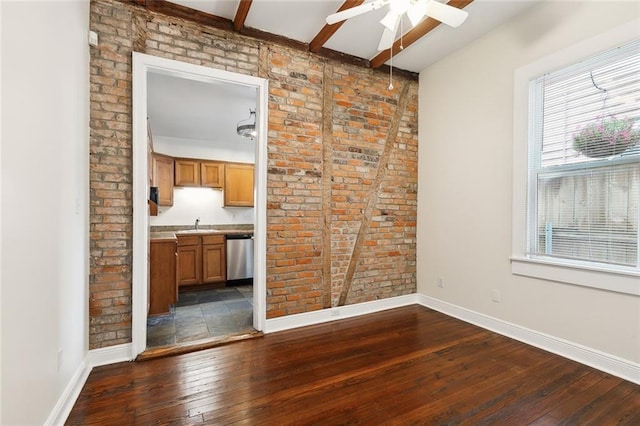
(437, 277), (445, 288)
(491, 289), (501, 303)
(88, 30), (98, 47)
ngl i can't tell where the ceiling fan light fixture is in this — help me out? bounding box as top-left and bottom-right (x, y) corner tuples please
(389, 0), (410, 15)
(236, 109), (256, 139)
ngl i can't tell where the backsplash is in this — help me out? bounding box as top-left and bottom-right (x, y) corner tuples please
(150, 186), (254, 227)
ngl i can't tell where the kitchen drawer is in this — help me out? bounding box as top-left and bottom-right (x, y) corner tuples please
(202, 234), (225, 245)
(176, 235), (199, 246)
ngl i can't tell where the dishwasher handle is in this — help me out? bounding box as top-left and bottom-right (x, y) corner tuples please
(226, 233), (254, 240)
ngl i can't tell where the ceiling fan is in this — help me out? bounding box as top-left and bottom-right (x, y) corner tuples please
(326, 0), (469, 51)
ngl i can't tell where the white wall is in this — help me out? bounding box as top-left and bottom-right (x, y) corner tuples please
(151, 136), (254, 226)
(0, 1), (89, 424)
(418, 1), (640, 363)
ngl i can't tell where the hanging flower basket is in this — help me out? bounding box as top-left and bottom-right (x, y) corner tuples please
(573, 117), (639, 158)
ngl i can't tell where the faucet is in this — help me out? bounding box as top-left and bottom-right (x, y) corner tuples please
(195, 217), (200, 230)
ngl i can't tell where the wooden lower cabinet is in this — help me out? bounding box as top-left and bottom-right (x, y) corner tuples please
(202, 234), (226, 283)
(177, 235), (202, 286)
(149, 239), (177, 315)
(177, 233), (225, 286)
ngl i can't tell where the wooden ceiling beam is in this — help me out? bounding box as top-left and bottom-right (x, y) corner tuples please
(234, 0), (253, 32)
(125, 0), (418, 81)
(370, 0), (474, 69)
(309, 0), (364, 53)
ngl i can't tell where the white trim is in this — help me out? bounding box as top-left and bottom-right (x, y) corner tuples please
(88, 343), (134, 368)
(511, 256), (640, 296)
(512, 20), (640, 294)
(44, 358), (91, 426)
(264, 294), (419, 333)
(46, 344), (134, 425)
(417, 294), (640, 385)
(131, 53), (269, 356)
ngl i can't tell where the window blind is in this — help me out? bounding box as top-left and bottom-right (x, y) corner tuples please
(534, 40), (640, 168)
(527, 39), (640, 269)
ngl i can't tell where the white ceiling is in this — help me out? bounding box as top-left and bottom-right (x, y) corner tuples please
(172, 0), (538, 72)
(148, 72), (257, 143)
(148, 0), (538, 143)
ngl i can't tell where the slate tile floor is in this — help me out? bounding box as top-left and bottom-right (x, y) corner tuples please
(146, 284), (254, 349)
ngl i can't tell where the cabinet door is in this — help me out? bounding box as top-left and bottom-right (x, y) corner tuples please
(202, 243), (226, 283)
(224, 163), (254, 207)
(201, 161), (224, 188)
(152, 154), (174, 206)
(175, 159), (200, 186)
(149, 240), (177, 315)
(177, 244), (202, 286)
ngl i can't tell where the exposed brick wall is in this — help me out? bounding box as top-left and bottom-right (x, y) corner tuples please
(89, 0), (418, 348)
(89, 1), (135, 347)
(265, 48), (326, 317)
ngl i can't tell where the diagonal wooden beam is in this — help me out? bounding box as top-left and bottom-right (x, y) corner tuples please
(370, 0), (474, 69)
(337, 82), (412, 306)
(309, 0), (365, 53)
(234, 0), (253, 32)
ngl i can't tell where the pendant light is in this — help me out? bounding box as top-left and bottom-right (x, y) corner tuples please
(236, 109), (257, 139)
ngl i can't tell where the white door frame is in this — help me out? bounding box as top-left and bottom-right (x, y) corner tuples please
(131, 52), (268, 358)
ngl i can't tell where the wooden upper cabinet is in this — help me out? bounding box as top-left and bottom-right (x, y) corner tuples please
(152, 153), (174, 206)
(201, 161), (224, 188)
(174, 159), (200, 186)
(224, 163), (254, 207)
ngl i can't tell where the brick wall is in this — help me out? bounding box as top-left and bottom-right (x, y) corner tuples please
(89, 0), (418, 348)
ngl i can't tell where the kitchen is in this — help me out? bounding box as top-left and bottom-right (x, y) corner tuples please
(145, 71), (258, 351)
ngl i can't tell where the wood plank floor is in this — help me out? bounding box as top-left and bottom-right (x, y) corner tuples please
(67, 306), (640, 425)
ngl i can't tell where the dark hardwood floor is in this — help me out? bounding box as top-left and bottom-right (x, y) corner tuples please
(67, 305), (640, 425)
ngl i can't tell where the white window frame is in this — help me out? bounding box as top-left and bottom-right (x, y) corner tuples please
(512, 21), (640, 297)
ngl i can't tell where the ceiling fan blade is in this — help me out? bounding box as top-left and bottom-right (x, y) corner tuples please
(326, 0), (389, 25)
(407, 0), (428, 27)
(425, 0), (469, 28)
(377, 14), (400, 51)
(380, 10), (400, 31)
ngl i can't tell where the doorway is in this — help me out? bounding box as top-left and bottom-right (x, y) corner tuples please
(131, 53), (268, 358)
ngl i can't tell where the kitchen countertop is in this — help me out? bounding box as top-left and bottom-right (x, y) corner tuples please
(149, 229), (253, 241)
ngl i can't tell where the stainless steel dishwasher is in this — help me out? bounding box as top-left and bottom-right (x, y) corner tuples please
(226, 233), (254, 281)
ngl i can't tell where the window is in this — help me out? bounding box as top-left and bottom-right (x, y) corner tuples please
(526, 41), (639, 272)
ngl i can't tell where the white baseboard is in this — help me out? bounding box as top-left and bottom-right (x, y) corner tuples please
(44, 358), (91, 426)
(417, 294), (640, 385)
(46, 343), (134, 425)
(88, 343), (134, 367)
(264, 293), (418, 333)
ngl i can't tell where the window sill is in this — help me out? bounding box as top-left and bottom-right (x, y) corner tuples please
(510, 256), (640, 296)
